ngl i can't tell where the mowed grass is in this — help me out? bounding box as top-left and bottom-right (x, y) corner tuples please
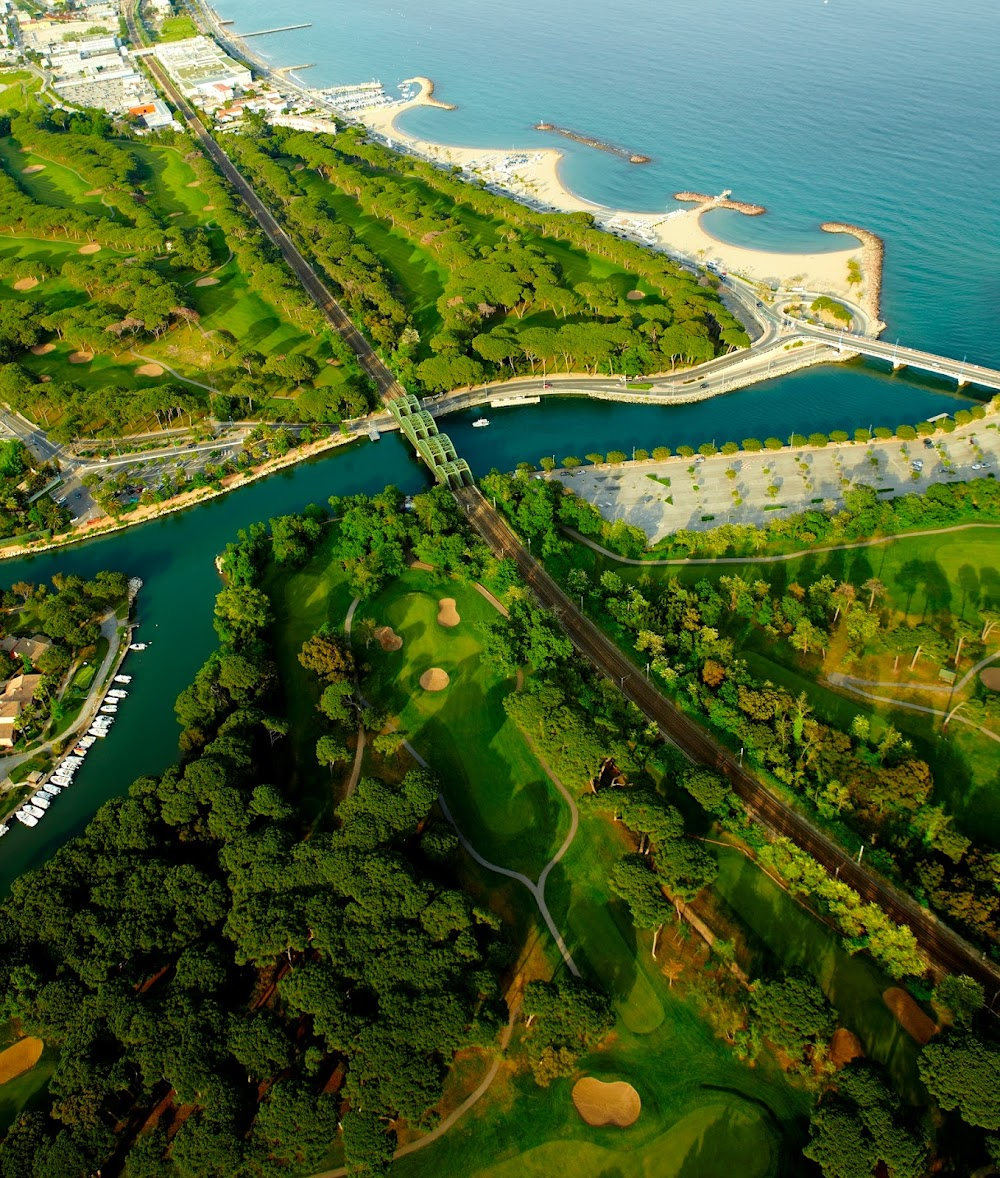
(0, 1026), (55, 1137)
(0, 71), (40, 112)
(157, 13), (200, 40)
(714, 847), (925, 1100)
(361, 568), (570, 877)
(0, 137), (110, 219)
(127, 141), (214, 224)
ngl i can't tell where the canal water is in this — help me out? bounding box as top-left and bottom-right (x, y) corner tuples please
(0, 365), (973, 892)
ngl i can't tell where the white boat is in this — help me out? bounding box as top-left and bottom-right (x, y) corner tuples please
(24, 804), (45, 820)
(129, 643), (147, 651)
(472, 417), (490, 428)
(15, 810), (37, 827)
(114, 675), (131, 684)
(78, 735), (96, 746)
(91, 728), (109, 738)
(42, 784), (61, 796)
(0, 822), (9, 837)
(100, 706), (118, 714)
(31, 794), (51, 809)
(107, 690), (127, 699)
(51, 778), (72, 788)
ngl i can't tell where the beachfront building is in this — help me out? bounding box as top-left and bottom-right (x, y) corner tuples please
(152, 36), (251, 108)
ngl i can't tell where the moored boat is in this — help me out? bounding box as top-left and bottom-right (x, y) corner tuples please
(15, 810), (37, 827)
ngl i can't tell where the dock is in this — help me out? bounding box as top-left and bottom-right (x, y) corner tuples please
(241, 24), (312, 38)
(490, 395), (541, 407)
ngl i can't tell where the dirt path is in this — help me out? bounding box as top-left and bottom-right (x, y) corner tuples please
(825, 678), (1000, 742)
(566, 520), (1000, 568)
(831, 649), (1000, 697)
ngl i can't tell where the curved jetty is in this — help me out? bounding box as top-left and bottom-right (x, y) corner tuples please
(534, 122), (650, 163)
(674, 191), (766, 216)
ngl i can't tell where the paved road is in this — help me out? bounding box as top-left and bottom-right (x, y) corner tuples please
(455, 483), (1000, 998)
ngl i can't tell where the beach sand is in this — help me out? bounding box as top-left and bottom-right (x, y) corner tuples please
(358, 79), (868, 304)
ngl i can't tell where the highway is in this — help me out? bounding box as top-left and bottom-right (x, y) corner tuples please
(455, 482), (1000, 999)
(124, 0), (1000, 993)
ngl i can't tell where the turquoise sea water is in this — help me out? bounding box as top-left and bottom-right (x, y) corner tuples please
(2, 1), (998, 881)
(216, 0), (1000, 364)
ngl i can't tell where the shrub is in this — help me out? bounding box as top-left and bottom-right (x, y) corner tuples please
(764, 437), (783, 451)
(915, 420), (936, 436)
(854, 428), (871, 443)
(721, 441), (740, 455)
(954, 409), (973, 426)
(698, 442), (718, 457)
(652, 446), (672, 461)
(540, 456), (556, 472)
(585, 453), (604, 465)
(561, 455), (581, 469)
(606, 450), (627, 465)
(807, 433), (829, 447)
(829, 430), (849, 444)
(873, 426), (893, 439)
(896, 424), (917, 440)
(633, 448), (649, 462)
(790, 434), (808, 448)
(741, 438), (763, 452)
(971, 405), (987, 420)
(938, 418), (957, 433)
(677, 444), (695, 458)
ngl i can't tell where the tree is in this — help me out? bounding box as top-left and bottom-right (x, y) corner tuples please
(932, 975), (984, 1029)
(316, 735), (350, 770)
(919, 1033), (1000, 1128)
(750, 974), (835, 1063)
(299, 629), (355, 683)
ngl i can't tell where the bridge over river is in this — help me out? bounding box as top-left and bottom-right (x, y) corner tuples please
(799, 323), (1000, 391)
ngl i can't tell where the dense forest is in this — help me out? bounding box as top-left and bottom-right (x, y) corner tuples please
(222, 120), (750, 391)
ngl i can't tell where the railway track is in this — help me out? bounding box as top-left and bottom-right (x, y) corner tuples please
(455, 484), (1000, 999)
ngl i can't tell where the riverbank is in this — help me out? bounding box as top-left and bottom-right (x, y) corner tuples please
(357, 78), (873, 304)
(0, 424), (372, 564)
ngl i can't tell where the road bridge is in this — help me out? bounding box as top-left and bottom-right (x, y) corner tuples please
(799, 323), (1000, 391)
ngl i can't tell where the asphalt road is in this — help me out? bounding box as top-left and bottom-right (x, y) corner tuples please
(455, 483), (1000, 999)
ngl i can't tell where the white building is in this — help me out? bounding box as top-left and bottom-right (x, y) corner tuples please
(153, 36), (251, 103)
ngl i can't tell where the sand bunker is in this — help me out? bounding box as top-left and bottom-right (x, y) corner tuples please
(437, 597), (460, 627)
(883, 987), (937, 1045)
(186, 180), (201, 188)
(68, 351), (93, 364)
(78, 243), (101, 255)
(981, 667), (1000, 691)
(203, 203), (216, 211)
(38, 374), (51, 383)
(195, 275), (220, 287)
(0, 1038), (43, 1085)
(136, 363), (164, 377)
(30, 343), (55, 355)
(168, 211), (184, 218)
(84, 188), (103, 196)
(13, 277), (38, 291)
(830, 1028), (864, 1069)
(419, 667), (450, 692)
(22, 164), (45, 174)
(626, 289), (646, 300)
(572, 1078), (641, 1128)
(375, 625), (403, 652)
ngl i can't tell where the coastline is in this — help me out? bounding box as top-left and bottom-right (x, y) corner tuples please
(358, 79), (876, 306)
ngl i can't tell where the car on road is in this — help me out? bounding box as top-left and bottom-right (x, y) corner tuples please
(972, 462), (984, 470)
(912, 460), (923, 472)
(542, 382), (552, 389)
(701, 382), (709, 388)
(74, 491), (82, 499)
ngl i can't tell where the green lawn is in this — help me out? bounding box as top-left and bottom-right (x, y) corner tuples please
(0, 1046), (55, 1137)
(126, 141), (215, 224)
(0, 71), (40, 113)
(0, 137), (112, 220)
(714, 847), (925, 1101)
(361, 568), (570, 878)
(157, 13), (201, 41)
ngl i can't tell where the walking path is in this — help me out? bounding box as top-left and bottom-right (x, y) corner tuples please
(830, 649), (1000, 697)
(128, 350), (222, 395)
(565, 520), (1000, 567)
(825, 681), (1000, 743)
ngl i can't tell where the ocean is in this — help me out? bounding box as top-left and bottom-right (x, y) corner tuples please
(214, 0), (1000, 365)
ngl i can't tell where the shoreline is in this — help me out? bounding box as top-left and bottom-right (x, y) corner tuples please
(357, 79), (878, 307)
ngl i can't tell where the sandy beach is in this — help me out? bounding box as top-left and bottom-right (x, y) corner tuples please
(359, 79), (871, 307)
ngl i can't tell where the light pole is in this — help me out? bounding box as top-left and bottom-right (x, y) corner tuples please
(857, 844), (865, 865)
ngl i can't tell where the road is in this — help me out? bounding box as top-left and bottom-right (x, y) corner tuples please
(125, 0), (1000, 993)
(455, 482), (1000, 998)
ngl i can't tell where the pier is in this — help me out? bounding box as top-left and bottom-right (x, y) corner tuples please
(240, 24), (312, 38)
(274, 64), (316, 75)
(534, 121), (650, 164)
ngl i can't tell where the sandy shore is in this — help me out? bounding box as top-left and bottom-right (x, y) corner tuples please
(358, 80), (871, 304)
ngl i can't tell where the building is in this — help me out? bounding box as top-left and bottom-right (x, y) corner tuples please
(153, 36), (251, 105)
(128, 98), (173, 129)
(1, 634), (51, 663)
(0, 673), (43, 748)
